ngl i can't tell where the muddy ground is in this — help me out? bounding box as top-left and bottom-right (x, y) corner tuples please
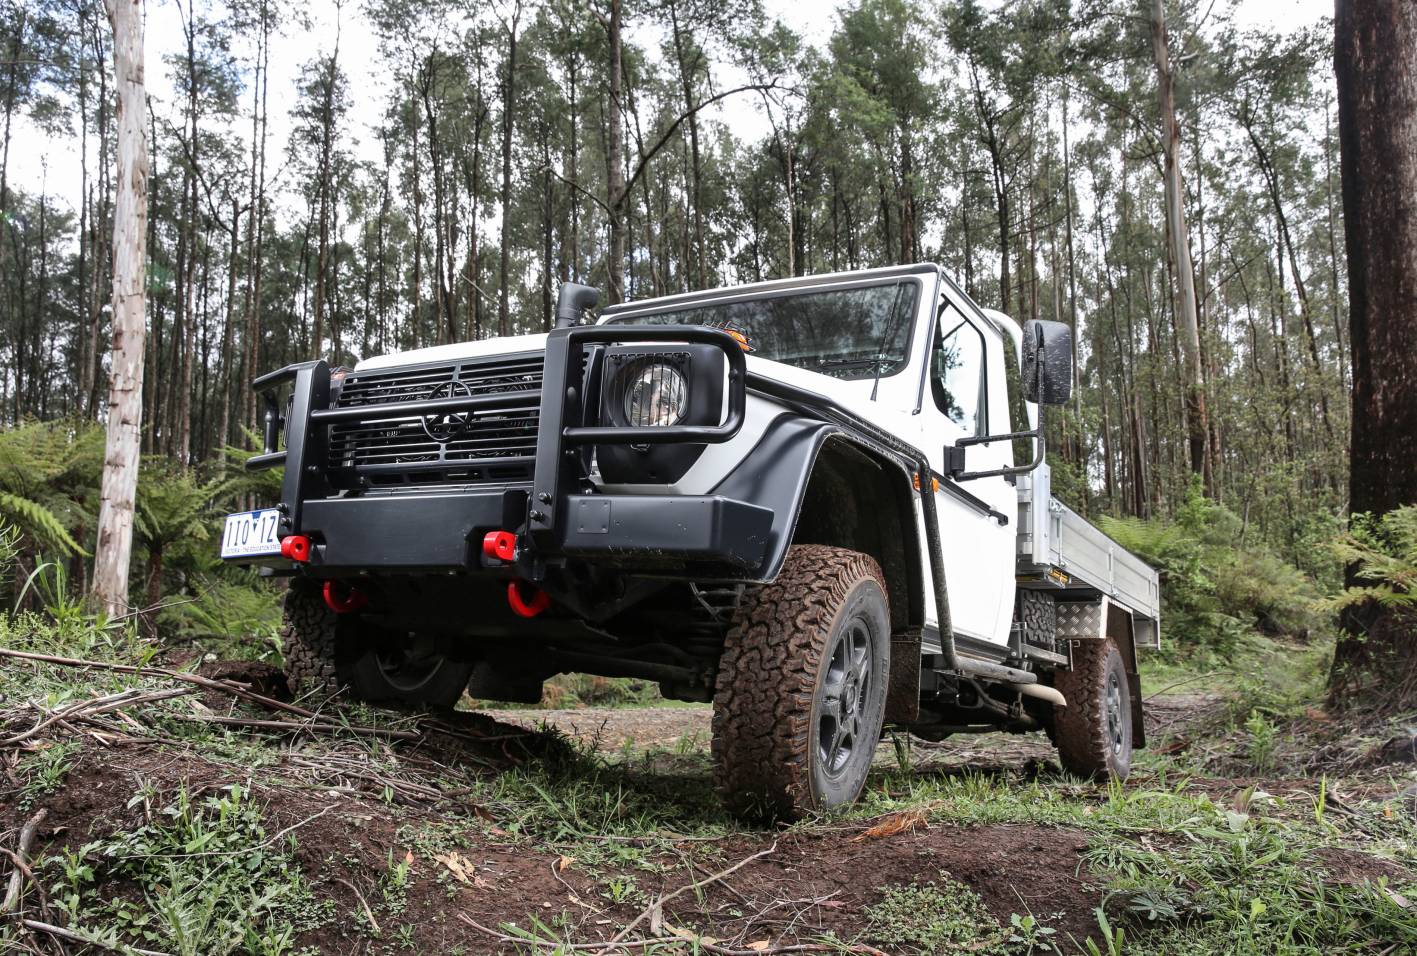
(1, 660), (1412, 955)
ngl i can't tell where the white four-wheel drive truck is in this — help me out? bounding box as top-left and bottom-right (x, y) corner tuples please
(222, 263), (1161, 818)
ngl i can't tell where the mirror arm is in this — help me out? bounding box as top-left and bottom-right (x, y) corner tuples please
(948, 409), (1047, 482)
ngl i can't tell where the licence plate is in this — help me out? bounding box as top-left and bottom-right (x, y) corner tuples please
(220, 508), (282, 559)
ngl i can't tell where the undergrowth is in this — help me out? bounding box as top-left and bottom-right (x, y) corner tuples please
(45, 783), (326, 956)
(863, 874), (1031, 954)
(1101, 484), (1325, 665)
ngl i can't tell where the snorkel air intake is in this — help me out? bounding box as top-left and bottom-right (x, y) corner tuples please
(555, 282), (601, 328)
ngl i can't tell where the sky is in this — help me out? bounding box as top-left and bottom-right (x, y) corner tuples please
(15, 0), (1333, 223)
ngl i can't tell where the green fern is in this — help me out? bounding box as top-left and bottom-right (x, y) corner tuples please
(0, 521), (18, 594)
(0, 491), (84, 556)
(1322, 506), (1417, 612)
(0, 420), (103, 557)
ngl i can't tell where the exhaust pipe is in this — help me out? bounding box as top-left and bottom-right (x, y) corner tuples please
(1017, 682), (1066, 707)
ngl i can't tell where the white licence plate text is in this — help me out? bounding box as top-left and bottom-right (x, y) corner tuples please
(221, 509), (282, 559)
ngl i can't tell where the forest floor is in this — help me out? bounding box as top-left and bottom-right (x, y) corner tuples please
(2, 624), (1416, 955)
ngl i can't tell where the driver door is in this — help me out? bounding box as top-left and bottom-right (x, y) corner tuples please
(922, 299), (1017, 649)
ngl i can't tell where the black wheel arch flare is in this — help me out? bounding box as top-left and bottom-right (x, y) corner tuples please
(711, 411), (926, 634)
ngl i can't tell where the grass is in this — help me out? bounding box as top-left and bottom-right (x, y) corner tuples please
(45, 783), (327, 956)
(863, 874), (1021, 954)
(2, 610), (1415, 954)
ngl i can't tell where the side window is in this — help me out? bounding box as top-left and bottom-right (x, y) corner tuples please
(930, 310), (986, 436)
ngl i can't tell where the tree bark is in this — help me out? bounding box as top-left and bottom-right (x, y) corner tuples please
(604, 0), (626, 303)
(312, 23), (341, 358)
(93, 0), (149, 617)
(1151, 0), (1212, 495)
(1330, 0), (1417, 709)
(498, 2), (520, 335)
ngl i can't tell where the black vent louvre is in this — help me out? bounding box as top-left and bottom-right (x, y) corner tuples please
(327, 353), (544, 488)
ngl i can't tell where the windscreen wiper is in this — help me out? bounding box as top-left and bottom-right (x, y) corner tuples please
(816, 357), (884, 370)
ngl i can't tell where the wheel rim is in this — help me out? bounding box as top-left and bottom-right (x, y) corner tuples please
(375, 645), (447, 694)
(817, 616), (873, 779)
(1105, 670), (1126, 757)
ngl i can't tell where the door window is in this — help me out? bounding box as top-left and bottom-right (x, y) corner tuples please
(930, 310), (986, 436)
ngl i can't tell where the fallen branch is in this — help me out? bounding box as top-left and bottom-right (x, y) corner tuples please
(4, 688), (193, 746)
(161, 712), (421, 741)
(331, 875), (381, 935)
(109, 803), (339, 862)
(0, 646), (322, 722)
(1144, 673), (1219, 701)
(22, 917), (173, 956)
(455, 913), (886, 954)
(594, 843), (778, 955)
(1, 809), (46, 914)
(456, 916), (666, 951)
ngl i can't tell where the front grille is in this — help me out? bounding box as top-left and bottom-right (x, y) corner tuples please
(326, 353), (544, 488)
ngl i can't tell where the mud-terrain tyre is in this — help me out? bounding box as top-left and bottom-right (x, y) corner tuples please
(281, 581), (341, 694)
(281, 581), (471, 708)
(712, 545), (890, 819)
(1052, 638), (1133, 779)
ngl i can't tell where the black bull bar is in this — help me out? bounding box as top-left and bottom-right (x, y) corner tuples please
(244, 325), (770, 573)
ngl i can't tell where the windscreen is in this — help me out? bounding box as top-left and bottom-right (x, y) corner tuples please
(611, 280), (920, 381)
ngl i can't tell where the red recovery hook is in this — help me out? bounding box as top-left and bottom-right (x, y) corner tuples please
(280, 534), (312, 563)
(507, 580), (550, 618)
(482, 530), (517, 563)
(322, 580), (368, 614)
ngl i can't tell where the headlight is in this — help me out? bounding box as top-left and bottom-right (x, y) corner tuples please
(623, 361), (686, 427)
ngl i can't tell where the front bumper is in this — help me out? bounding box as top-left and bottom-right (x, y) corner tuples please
(294, 491), (771, 571)
(238, 325), (768, 576)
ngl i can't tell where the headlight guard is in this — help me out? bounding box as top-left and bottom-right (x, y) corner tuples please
(596, 344), (727, 483)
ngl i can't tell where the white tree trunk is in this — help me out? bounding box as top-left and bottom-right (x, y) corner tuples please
(92, 0), (148, 616)
(1151, 0), (1211, 491)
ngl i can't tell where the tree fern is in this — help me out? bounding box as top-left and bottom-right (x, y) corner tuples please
(0, 421), (103, 557)
(0, 521), (18, 595)
(0, 492), (84, 556)
(1324, 506), (1417, 612)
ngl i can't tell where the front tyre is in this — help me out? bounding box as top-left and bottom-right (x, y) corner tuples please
(712, 545), (890, 819)
(1052, 638), (1133, 779)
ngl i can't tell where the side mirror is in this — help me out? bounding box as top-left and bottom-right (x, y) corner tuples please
(1022, 319), (1073, 406)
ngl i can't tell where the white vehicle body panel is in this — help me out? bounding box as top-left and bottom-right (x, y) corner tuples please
(349, 264), (1159, 656)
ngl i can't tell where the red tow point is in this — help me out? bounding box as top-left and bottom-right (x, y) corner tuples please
(280, 534), (312, 563)
(322, 580), (368, 614)
(482, 530), (517, 562)
(507, 581), (551, 618)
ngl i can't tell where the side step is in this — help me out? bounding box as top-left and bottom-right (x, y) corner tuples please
(1019, 643), (1069, 666)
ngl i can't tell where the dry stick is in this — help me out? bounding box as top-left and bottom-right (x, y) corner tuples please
(455, 916), (665, 951)
(1, 809), (47, 914)
(161, 712), (421, 741)
(21, 918), (173, 956)
(1144, 672), (1220, 701)
(0, 647), (423, 742)
(700, 944), (888, 956)
(331, 876), (381, 935)
(0, 647), (322, 721)
(4, 688), (194, 746)
(594, 843), (778, 955)
(455, 915), (885, 955)
(109, 803), (339, 862)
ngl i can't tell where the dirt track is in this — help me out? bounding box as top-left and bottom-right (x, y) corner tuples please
(481, 691), (1219, 765)
(4, 662), (1407, 955)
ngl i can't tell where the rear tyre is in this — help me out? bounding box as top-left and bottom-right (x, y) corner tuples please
(1052, 638), (1133, 779)
(712, 545), (890, 819)
(345, 631), (472, 709)
(281, 581), (471, 709)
